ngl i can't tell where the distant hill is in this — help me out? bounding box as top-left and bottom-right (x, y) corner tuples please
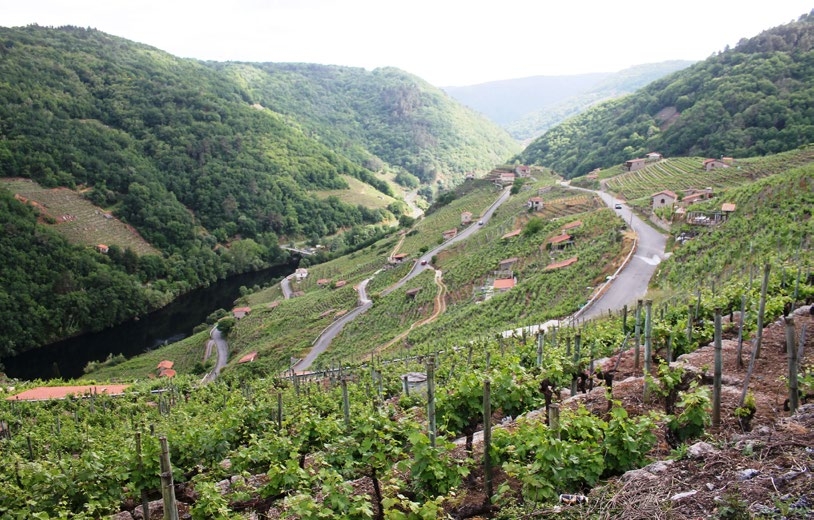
(211, 62), (520, 186)
(443, 73), (611, 126)
(443, 61), (693, 140)
(505, 61), (695, 141)
(517, 11), (814, 177)
(0, 25), (517, 355)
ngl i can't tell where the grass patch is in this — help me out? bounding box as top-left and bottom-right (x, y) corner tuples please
(80, 329), (213, 382)
(313, 174), (399, 209)
(1, 178), (159, 255)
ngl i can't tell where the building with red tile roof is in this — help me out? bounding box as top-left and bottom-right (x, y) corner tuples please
(544, 256), (579, 271)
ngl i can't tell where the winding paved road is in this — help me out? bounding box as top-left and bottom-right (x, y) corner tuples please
(291, 279), (372, 372)
(281, 275), (293, 299)
(573, 188), (668, 321)
(292, 187), (511, 370)
(203, 327), (228, 383)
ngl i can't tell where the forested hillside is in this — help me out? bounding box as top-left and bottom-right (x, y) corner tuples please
(518, 11), (814, 177)
(0, 25), (516, 355)
(212, 62), (520, 187)
(505, 61), (694, 140)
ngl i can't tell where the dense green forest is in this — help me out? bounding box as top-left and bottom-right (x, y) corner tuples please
(504, 61), (694, 140)
(212, 62), (520, 186)
(517, 11), (814, 177)
(0, 25), (519, 355)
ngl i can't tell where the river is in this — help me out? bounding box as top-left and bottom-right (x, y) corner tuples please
(1, 262), (296, 381)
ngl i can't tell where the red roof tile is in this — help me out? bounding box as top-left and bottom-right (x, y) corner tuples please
(238, 351), (258, 363)
(547, 234), (573, 244)
(562, 220), (582, 230)
(6, 385), (131, 401)
(493, 278), (516, 290)
(544, 256), (578, 271)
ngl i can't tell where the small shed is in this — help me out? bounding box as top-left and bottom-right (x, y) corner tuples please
(527, 196), (543, 211)
(401, 372), (428, 396)
(232, 306), (252, 319)
(624, 158), (647, 172)
(502, 229), (521, 239)
(461, 211), (473, 225)
(391, 253), (409, 264)
(96, 244), (109, 254)
(651, 190), (678, 210)
(561, 220), (582, 232)
(157, 360), (174, 371)
(442, 228), (458, 240)
(406, 288), (422, 299)
(703, 158), (730, 171)
(515, 165), (531, 176)
(546, 233), (574, 250)
(499, 257), (518, 270)
(721, 202), (737, 214)
(646, 152), (663, 161)
(293, 268), (309, 281)
(238, 351), (259, 364)
(499, 172), (516, 185)
(335, 280), (347, 288)
(544, 256), (578, 271)
(316, 278), (331, 287)
(493, 277), (516, 292)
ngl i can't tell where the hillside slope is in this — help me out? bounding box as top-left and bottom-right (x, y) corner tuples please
(213, 62), (520, 186)
(505, 61), (694, 141)
(518, 11), (814, 177)
(0, 25), (518, 354)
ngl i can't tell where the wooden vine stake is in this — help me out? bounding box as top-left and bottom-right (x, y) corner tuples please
(785, 316), (799, 414)
(712, 308), (723, 428)
(136, 431), (150, 520)
(643, 300), (653, 399)
(158, 436), (179, 520)
(277, 393), (283, 432)
(549, 403), (560, 439)
(736, 295), (746, 369)
(427, 358), (436, 448)
(483, 379), (493, 504)
(754, 263), (770, 359)
(341, 378), (350, 428)
(633, 300), (642, 369)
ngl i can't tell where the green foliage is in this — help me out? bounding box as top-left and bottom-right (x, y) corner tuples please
(518, 14), (814, 176)
(667, 382), (711, 443)
(404, 431), (469, 497)
(216, 318), (236, 337)
(492, 406), (658, 503)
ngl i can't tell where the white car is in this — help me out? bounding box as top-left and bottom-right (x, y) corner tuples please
(614, 203), (622, 210)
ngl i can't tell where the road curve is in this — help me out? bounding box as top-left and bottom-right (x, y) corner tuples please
(386, 186), (511, 294)
(574, 188), (668, 321)
(291, 279), (372, 372)
(202, 327), (228, 383)
(292, 187), (512, 370)
(281, 275), (293, 299)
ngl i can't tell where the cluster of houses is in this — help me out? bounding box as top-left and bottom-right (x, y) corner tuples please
(626, 153), (734, 174)
(650, 187), (736, 225)
(484, 220), (582, 298)
(486, 164), (533, 188)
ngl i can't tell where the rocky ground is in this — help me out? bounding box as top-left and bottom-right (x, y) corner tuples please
(528, 305), (814, 519)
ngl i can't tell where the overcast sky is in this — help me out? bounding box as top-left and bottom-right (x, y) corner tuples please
(2, 1), (811, 86)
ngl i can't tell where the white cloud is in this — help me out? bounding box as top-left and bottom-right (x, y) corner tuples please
(1, 0), (810, 85)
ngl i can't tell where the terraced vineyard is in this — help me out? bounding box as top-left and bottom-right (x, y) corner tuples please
(0, 178), (159, 255)
(603, 158), (752, 201)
